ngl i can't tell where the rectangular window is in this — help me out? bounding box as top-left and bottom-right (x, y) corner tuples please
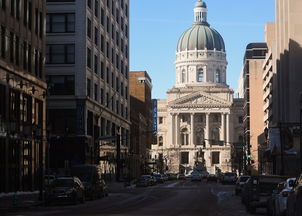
(28, 1), (32, 30)
(94, 55), (98, 74)
(46, 44), (75, 64)
(111, 72), (114, 87)
(159, 117), (163, 124)
(100, 61), (104, 79)
(9, 32), (14, 63)
(23, 41), (27, 69)
(87, 47), (92, 68)
(106, 42), (109, 58)
(87, 78), (91, 97)
(94, 84), (98, 101)
(106, 67), (109, 83)
(116, 77), (119, 92)
(106, 16), (109, 33)
(239, 116), (243, 124)
(1, 0), (6, 9)
(100, 34), (104, 52)
(39, 12), (43, 38)
(0, 26), (6, 58)
(101, 8), (104, 26)
(11, 0), (15, 16)
(47, 75), (75, 95)
(35, 8), (39, 35)
(181, 152), (189, 164)
(94, 27), (98, 46)
(87, 18), (91, 38)
(87, 0), (91, 8)
(212, 152), (220, 165)
(23, 0), (28, 26)
(28, 44), (31, 72)
(16, 0), (20, 19)
(46, 13), (75, 33)
(15, 35), (19, 66)
(100, 88), (104, 104)
(34, 49), (39, 76)
(94, 0), (99, 17)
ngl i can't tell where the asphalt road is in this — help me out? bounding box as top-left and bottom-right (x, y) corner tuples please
(6, 180), (257, 216)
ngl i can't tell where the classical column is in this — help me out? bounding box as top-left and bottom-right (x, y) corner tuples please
(205, 113), (210, 147)
(171, 113), (175, 145)
(220, 113), (225, 143)
(190, 113), (195, 146)
(176, 113), (180, 146)
(169, 113), (174, 146)
(226, 113), (230, 145)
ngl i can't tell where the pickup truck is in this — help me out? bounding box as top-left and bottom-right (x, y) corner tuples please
(241, 175), (289, 214)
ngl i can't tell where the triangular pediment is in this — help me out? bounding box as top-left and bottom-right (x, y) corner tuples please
(169, 91), (231, 108)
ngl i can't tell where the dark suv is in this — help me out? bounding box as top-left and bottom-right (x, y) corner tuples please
(287, 173), (302, 216)
(241, 175), (288, 214)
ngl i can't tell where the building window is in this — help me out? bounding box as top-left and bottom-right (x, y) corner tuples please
(100, 61), (104, 79)
(87, 18), (91, 38)
(158, 136), (163, 146)
(181, 115), (188, 122)
(46, 13), (75, 33)
(94, 27), (99, 46)
(196, 128), (204, 145)
(47, 75), (75, 95)
(212, 114), (220, 122)
(197, 114), (203, 122)
(181, 152), (189, 164)
(181, 70), (186, 83)
(215, 69), (221, 83)
(94, 0), (99, 17)
(100, 88), (104, 104)
(87, 0), (91, 9)
(159, 117), (163, 124)
(239, 135), (243, 143)
(181, 128), (189, 146)
(9, 32), (14, 63)
(0, 0), (6, 9)
(212, 152), (220, 165)
(87, 78), (91, 97)
(94, 84), (98, 101)
(94, 55), (98, 74)
(239, 116), (243, 124)
(87, 47), (92, 68)
(46, 44), (75, 64)
(197, 68), (204, 82)
(211, 128), (220, 145)
(0, 26), (6, 58)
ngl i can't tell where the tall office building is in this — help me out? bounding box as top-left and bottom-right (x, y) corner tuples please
(0, 0), (47, 192)
(129, 71), (152, 178)
(242, 43), (268, 174)
(46, 0), (130, 178)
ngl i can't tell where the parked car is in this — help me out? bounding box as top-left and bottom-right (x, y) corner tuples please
(190, 172), (202, 182)
(44, 175), (56, 187)
(177, 173), (186, 180)
(136, 176), (151, 187)
(154, 174), (165, 183)
(207, 174), (218, 182)
(162, 174), (169, 181)
(167, 173), (177, 180)
(45, 177), (85, 205)
(241, 175), (288, 214)
(235, 175), (250, 195)
(201, 171), (209, 179)
(287, 174), (302, 216)
(71, 164), (108, 200)
(221, 172), (237, 184)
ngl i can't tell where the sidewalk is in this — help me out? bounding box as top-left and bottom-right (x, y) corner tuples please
(0, 191), (43, 214)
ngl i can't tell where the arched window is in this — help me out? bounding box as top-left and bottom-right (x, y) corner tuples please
(159, 136), (163, 146)
(196, 128), (205, 145)
(181, 128), (189, 146)
(197, 69), (204, 82)
(215, 69), (221, 83)
(181, 70), (186, 83)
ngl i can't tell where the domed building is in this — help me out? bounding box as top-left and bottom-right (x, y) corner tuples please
(151, 0), (244, 174)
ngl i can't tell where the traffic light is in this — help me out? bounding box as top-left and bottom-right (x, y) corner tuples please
(247, 154), (251, 159)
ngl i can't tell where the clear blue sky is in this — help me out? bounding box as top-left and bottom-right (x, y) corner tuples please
(130, 0), (275, 99)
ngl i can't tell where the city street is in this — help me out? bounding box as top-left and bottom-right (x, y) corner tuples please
(5, 181), (259, 216)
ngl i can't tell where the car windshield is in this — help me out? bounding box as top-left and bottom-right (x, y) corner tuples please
(53, 179), (74, 187)
(225, 173), (236, 176)
(240, 177), (250, 182)
(259, 182), (278, 193)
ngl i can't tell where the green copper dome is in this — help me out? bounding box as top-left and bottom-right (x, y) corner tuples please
(195, 0), (207, 8)
(177, 24), (225, 52)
